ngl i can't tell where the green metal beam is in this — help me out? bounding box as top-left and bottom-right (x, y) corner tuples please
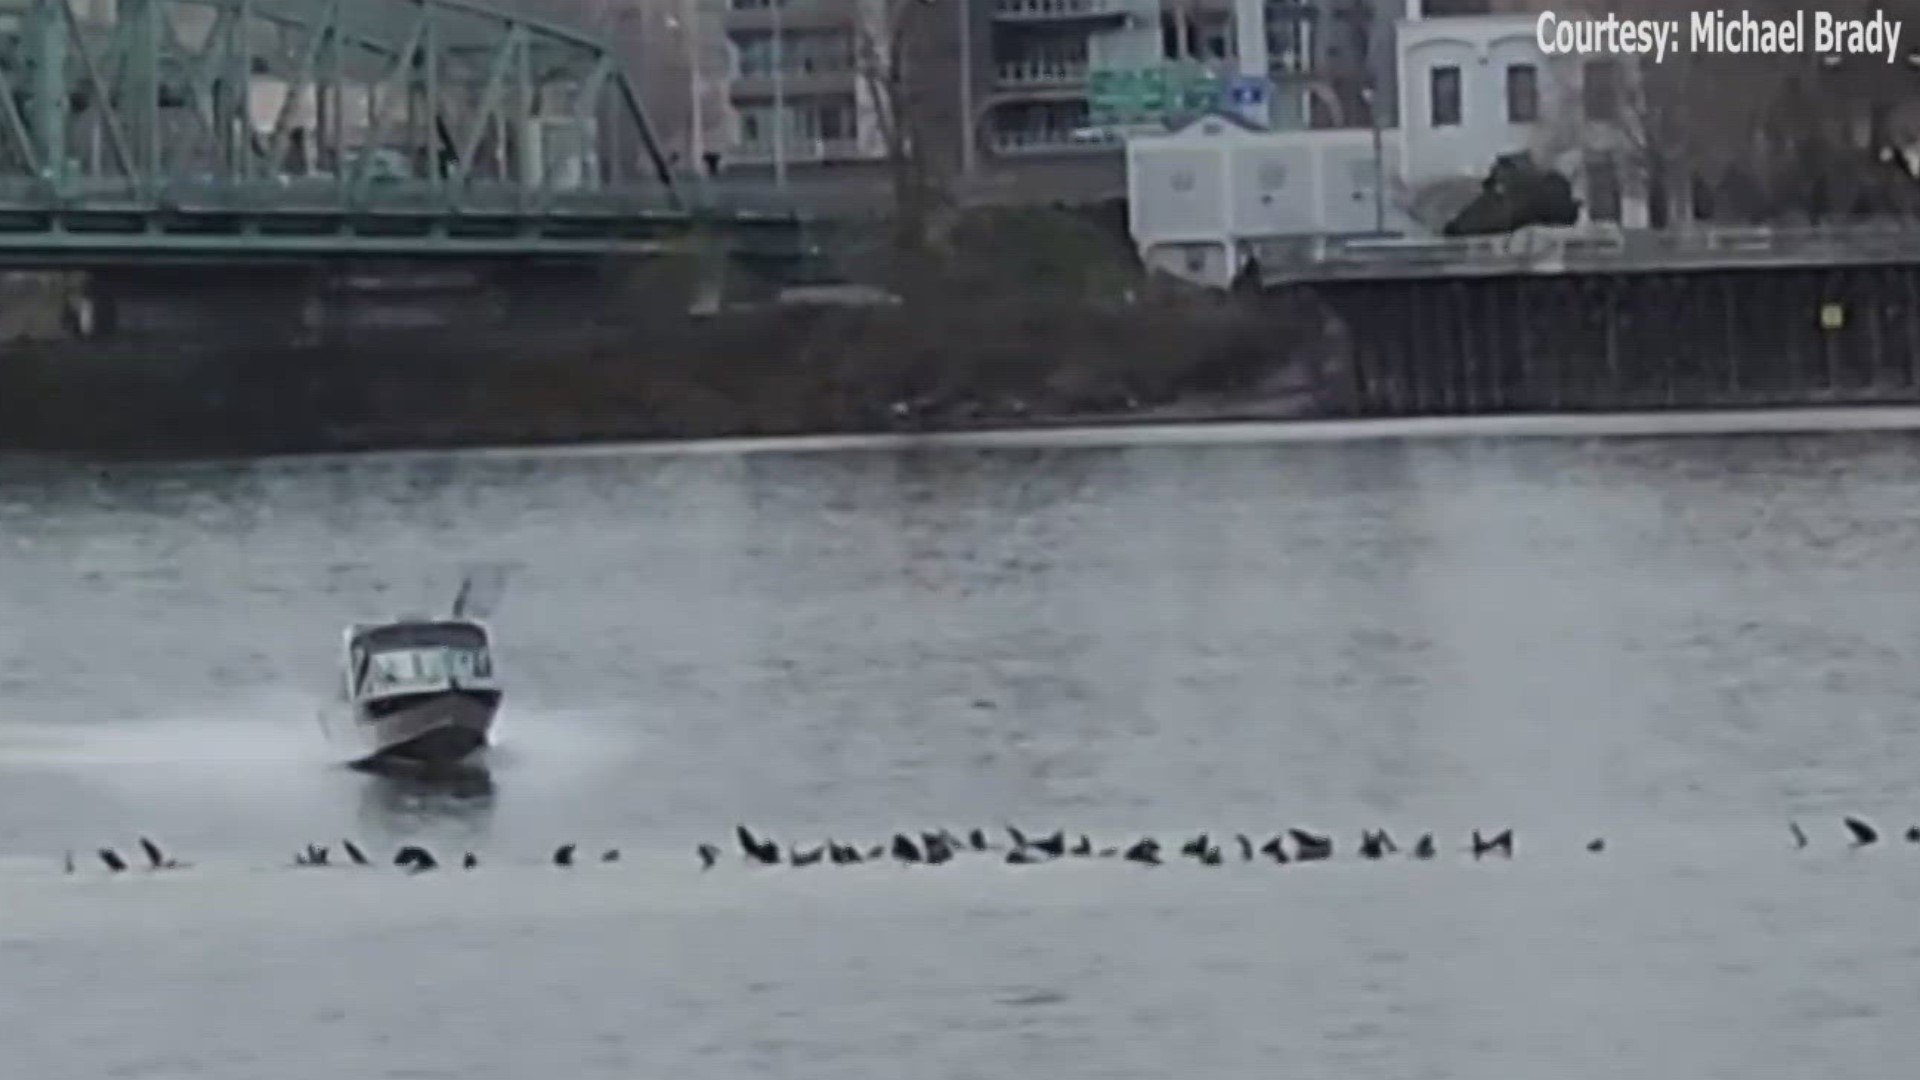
(0, 0), (813, 266)
(0, 0), (693, 212)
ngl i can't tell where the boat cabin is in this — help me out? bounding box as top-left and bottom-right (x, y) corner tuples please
(344, 619), (497, 703)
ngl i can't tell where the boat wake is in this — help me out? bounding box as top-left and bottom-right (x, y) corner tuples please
(0, 701), (336, 778)
(475, 706), (637, 779)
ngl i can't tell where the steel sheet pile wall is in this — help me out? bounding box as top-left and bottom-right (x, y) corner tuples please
(1315, 266), (1920, 416)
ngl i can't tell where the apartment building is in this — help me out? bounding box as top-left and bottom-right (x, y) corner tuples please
(716, 0), (887, 169)
(979, 0), (1158, 159)
(696, 0), (1394, 201)
(978, 0), (1365, 151)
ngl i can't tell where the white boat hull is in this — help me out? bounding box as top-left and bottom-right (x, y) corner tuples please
(325, 689), (501, 766)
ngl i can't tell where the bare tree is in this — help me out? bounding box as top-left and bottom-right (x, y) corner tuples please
(852, 0), (962, 283)
(1585, 0), (1920, 223)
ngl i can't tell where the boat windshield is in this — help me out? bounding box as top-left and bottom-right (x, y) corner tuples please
(351, 622), (487, 652)
(348, 622), (494, 697)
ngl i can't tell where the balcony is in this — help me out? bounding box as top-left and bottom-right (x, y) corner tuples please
(992, 0), (1128, 25)
(728, 137), (874, 165)
(989, 126), (1121, 156)
(728, 69), (860, 100)
(723, 0), (855, 33)
(994, 59), (1090, 91)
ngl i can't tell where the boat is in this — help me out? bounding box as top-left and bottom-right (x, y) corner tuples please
(321, 568), (509, 766)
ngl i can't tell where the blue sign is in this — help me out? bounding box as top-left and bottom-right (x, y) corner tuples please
(1225, 75), (1272, 108)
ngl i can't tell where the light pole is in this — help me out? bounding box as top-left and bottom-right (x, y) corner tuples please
(957, 0), (976, 181)
(1363, 85), (1384, 233)
(679, 0), (705, 170)
(771, 0), (788, 190)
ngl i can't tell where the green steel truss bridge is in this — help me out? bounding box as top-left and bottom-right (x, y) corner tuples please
(0, 0), (804, 264)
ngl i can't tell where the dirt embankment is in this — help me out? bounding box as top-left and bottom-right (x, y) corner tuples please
(0, 209), (1346, 460)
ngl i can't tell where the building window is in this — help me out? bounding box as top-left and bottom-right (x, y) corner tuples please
(733, 30), (853, 77)
(1587, 153), (1622, 222)
(1584, 59), (1619, 122)
(811, 99), (853, 142)
(1506, 64), (1538, 123)
(735, 34), (772, 76)
(1163, 12), (1234, 60)
(785, 97), (856, 142)
(991, 100), (1090, 151)
(1429, 65), (1461, 126)
(736, 98), (856, 148)
(1200, 18), (1233, 60)
(1267, 19), (1313, 75)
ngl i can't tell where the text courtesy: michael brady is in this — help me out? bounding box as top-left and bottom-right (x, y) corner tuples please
(1535, 10), (1905, 64)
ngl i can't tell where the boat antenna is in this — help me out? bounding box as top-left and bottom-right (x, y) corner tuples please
(450, 563), (513, 620)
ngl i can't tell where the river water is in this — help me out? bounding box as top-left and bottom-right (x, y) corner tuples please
(4, 425), (1920, 1079)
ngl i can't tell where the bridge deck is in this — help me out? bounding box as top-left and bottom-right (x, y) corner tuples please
(0, 179), (809, 263)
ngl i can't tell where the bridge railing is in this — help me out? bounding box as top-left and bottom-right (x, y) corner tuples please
(0, 176), (811, 221)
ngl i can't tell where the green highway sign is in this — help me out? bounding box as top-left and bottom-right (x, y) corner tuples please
(1089, 64), (1224, 127)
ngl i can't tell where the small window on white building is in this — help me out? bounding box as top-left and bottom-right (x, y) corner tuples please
(1430, 66), (1461, 127)
(1258, 162), (1287, 192)
(1584, 59), (1620, 122)
(1587, 153), (1622, 222)
(1201, 22), (1232, 60)
(1172, 169), (1196, 193)
(1506, 64), (1539, 123)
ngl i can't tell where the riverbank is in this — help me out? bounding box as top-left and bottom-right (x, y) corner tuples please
(0, 283), (1340, 461)
(19, 311), (1920, 465)
(23, 402), (1920, 477)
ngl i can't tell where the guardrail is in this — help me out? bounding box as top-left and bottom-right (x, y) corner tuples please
(1251, 222), (1920, 282)
(996, 60), (1091, 87)
(993, 0), (1122, 18)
